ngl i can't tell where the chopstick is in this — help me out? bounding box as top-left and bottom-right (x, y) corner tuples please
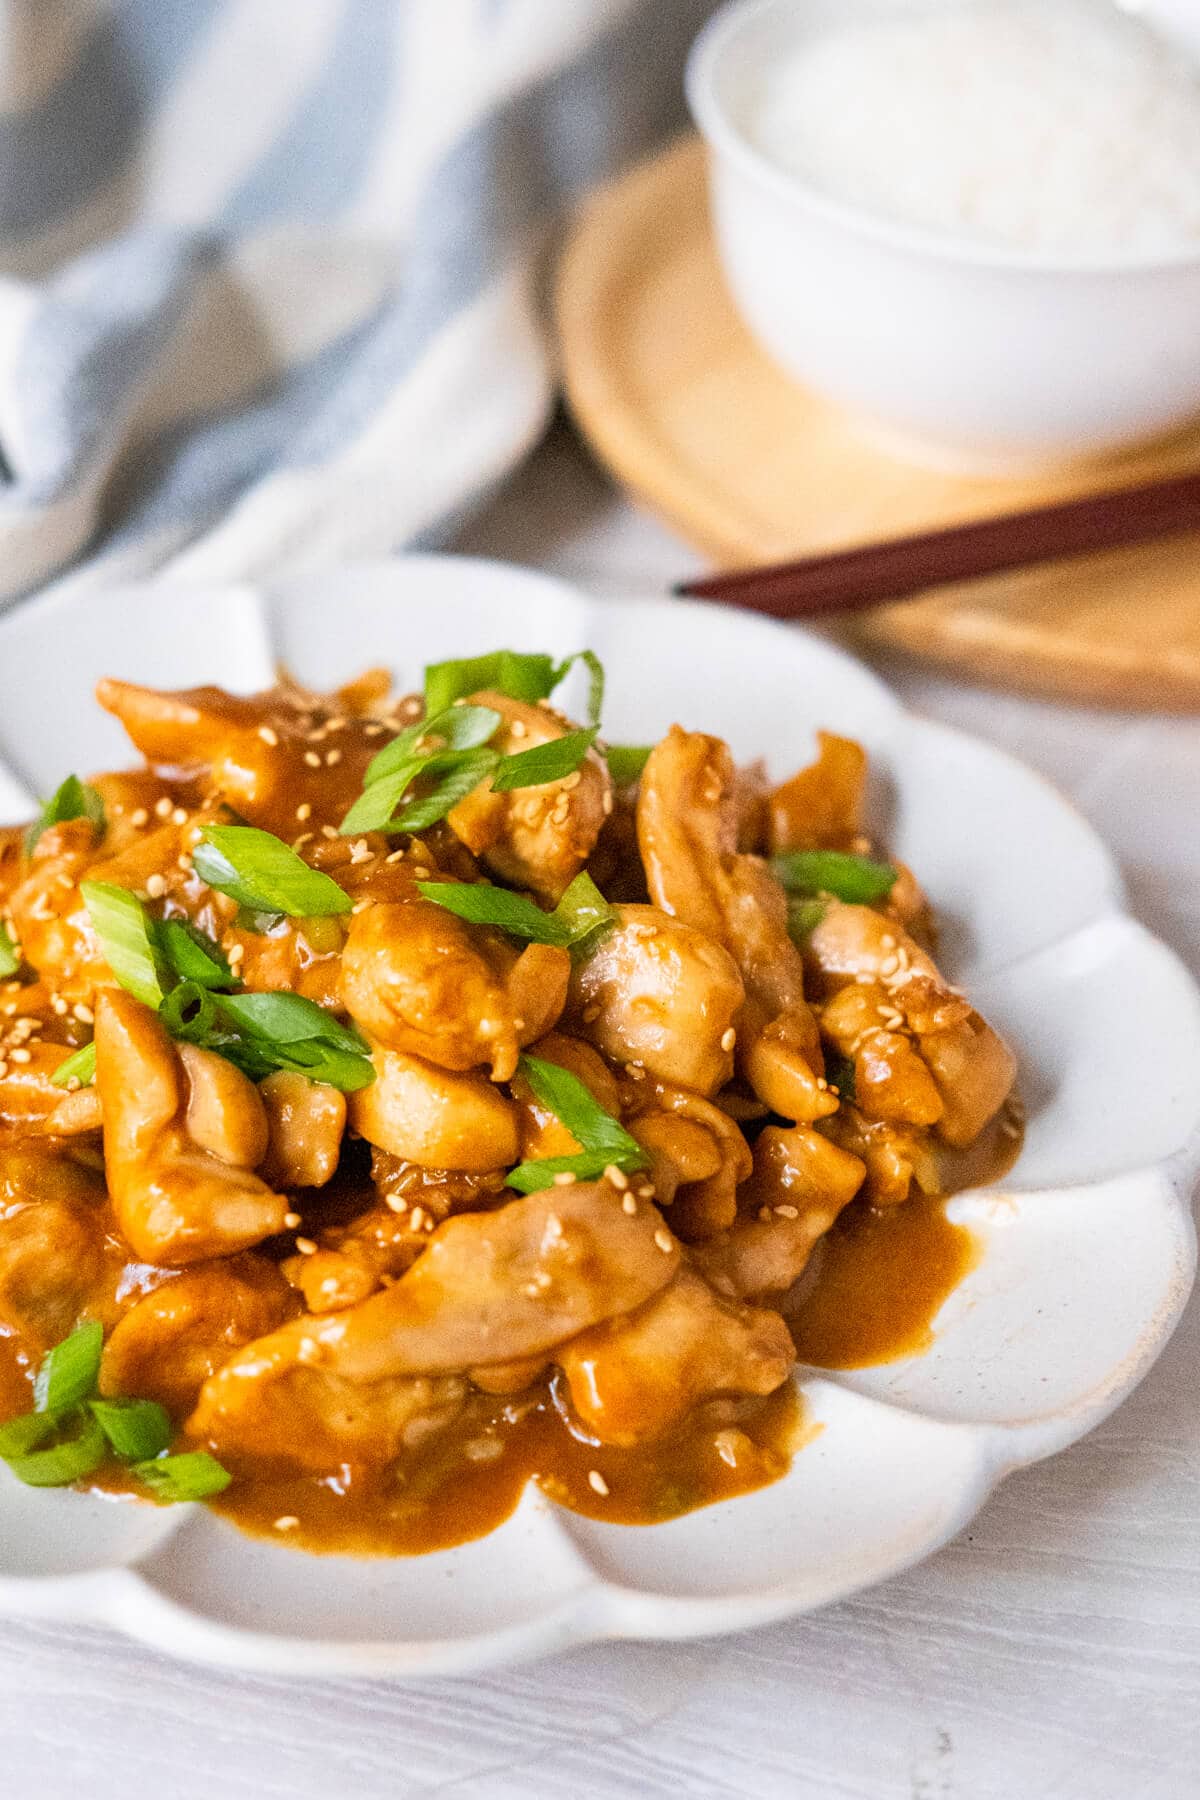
(673, 467), (1200, 619)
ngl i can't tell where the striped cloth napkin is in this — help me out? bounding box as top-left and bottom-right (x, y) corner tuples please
(0, 0), (717, 602)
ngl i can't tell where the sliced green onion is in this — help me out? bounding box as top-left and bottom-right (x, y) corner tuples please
(390, 748), (498, 834)
(507, 1054), (648, 1193)
(133, 1451), (231, 1503)
(34, 1319), (103, 1415)
(786, 897), (827, 944)
(552, 872), (613, 951)
(156, 918), (235, 990)
(0, 1412), (58, 1458)
(0, 922), (21, 979)
(1, 1408), (107, 1487)
(605, 745), (652, 786)
(416, 881), (570, 944)
(491, 728), (597, 793)
(364, 703), (501, 787)
(194, 826), (352, 918)
(417, 870), (614, 951)
(80, 881), (167, 1009)
(554, 649), (605, 729)
(51, 1041), (96, 1088)
(89, 1397), (172, 1461)
(771, 850), (898, 905)
(218, 991), (368, 1054)
(158, 979), (219, 1044)
(424, 651), (559, 716)
(26, 775), (106, 855)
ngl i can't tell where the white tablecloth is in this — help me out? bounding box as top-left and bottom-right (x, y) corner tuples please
(3, 427), (1197, 1800)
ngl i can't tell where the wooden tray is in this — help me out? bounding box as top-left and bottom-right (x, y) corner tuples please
(555, 135), (1200, 710)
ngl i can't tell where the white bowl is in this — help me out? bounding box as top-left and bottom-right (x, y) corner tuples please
(0, 556), (1197, 1678)
(686, 0), (1200, 468)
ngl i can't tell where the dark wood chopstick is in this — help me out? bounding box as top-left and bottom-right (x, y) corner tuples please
(673, 467), (1200, 619)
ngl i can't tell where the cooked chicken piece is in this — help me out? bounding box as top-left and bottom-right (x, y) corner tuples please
(0, 1038), (104, 1130)
(0, 1196), (106, 1348)
(341, 900), (568, 1082)
(823, 1105), (939, 1208)
(329, 1180), (681, 1379)
(511, 1031), (621, 1161)
(638, 729), (834, 1123)
(7, 819), (106, 1000)
(178, 1045), (270, 1167)
(565, 904), (743, 1097)
(819, 984), (944, 1127)
(348, 1045), (519, 1172)
(44, 1084), (104, 1136)
(284, 1248), (383, 1315)
(809, 904), (1016, 1145)
(557, 1268), (794, 1446)
(768, 731), (866, 852)
(189, 1329), (468, 1469)
(693, 1126), (865, 1299)
(260, 1072), (346, 1188)
(447, 689), (613, 902)
(625, 1085), (752, 1238)
(99, 1257), (294, 1414)
(95, 989), (288, 1264)
(95, 679), (377, 839)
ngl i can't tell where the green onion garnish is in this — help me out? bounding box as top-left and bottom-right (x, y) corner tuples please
(193, 825), (352, 918)
(34, 1319), (103, 1415)
(363, 703), (501, 787)
(157, 978), (220, 1044)
(156, 918), (235, 990)
(507, 1053), (649, 1194)
(417, 870), (613, 951)
(132, 1451), (232, 1503)
(81, 880), (168, 1009)
(1, 1409), (107, 1488)
(422, 648), (605, 727)
(201, 991), (375, 1093)
(786, 897), (827, 944)
(50, 1041), (96, 1088)
(0, 1412), (58, 1458)
(771, 850), (898, 906)
(25, 775), (106, 855)
(339, 747), (499, 837)
(491, 728), (597, 793)
(424, 652), (560, 716)
(89, 1398), (172, 1461)
(0, 922), (21, 979)
(605, 745), (652, 786)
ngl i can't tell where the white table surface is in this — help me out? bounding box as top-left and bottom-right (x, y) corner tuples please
(3, 426), (1199, 1800)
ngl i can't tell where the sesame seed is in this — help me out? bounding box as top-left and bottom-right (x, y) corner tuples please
(171, 807), (188, 827)
(509, 720), (528, 739)
(130, 808), (149, 828)
(154, 797), (173, 819)
(50, 995), (68, 1015)
(258, 726), (279, 747)
(774, 1204), (799, 1219)
(324, 748), (342, 767)
(601, 791), (613, 816)
(177, 854), (192, 873)
(274, 1515), (300, 1531)
(654, 1228), (673, 1254)
(145, 874), (166, 899)
(385, 1193), (408, 1214)
(635, 1184), (655, 1200)
(321, 824), (339, 839)
(603, 1164), (629, 1190)
(581, 1004), (600, 1024)
(349, 839), (371, 864)
(588, 1470), (609, 1496)
(385, 849), (405, 864)
(291, 833), (313, 853)
(410, 865), (432, 880)
(9, 1048), (30, 1064)
(303, 751), (321, 768)
(283, 1211), (301, 1229)
(72, 1002), (94, 1024)
(294, 1237), (317, 1255)
(363, 722), (385, 737)
(720, 1027), (737, 1052)
(816, 1076), (828, 1091)
(351, 898), (371, 913)
(227, 943), (244, 966)
(552, 1170), (577, 1187)
(409, 1206), (425, 1231)
(296, 802), (313, 821)
(622, 1193), (638, 1215)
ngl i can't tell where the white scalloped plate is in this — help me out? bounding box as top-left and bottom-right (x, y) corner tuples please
(0, 556), (1197, 1679)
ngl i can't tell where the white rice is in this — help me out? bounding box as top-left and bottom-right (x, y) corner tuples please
(741, 0), (1200, 255)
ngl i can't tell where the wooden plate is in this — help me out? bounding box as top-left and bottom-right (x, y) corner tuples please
(555, 135), (1200, 710)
